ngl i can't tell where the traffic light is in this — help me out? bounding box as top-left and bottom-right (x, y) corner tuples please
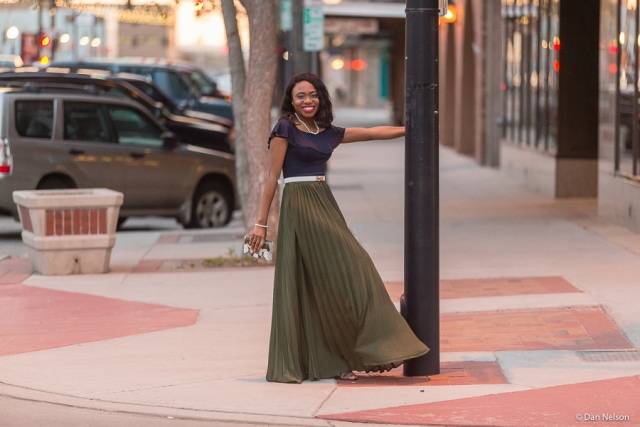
(39, 34), (51, 48)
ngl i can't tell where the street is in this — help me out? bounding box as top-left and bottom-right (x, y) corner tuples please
(0, 216), (26, 259)
(0, 215), (196, 261)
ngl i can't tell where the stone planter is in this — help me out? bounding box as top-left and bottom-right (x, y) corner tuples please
(12, 188), (124, 275)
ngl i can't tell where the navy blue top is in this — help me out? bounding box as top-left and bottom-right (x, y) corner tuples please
(268, 118), (346, 179)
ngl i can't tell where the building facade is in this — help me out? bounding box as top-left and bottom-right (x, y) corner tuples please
(443, 0), (640, 233)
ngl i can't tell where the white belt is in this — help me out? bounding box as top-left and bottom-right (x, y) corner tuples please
(283, 175), (326, 184)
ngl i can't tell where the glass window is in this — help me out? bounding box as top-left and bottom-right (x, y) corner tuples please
(185, 69), (218, 96)
(63, 102), (110, 142)
(502, 0), (559, 152)
(108, 106), (164, 147)
(164, 70), (197, 102)
(15, 100), (54, 139)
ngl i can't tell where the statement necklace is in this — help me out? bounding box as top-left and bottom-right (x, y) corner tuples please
(295, 112), (320, 135)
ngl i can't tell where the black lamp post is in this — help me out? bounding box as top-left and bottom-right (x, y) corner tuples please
(403, 0), (444, 377)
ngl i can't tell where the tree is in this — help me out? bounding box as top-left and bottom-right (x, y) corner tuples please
(221, 0), (280, 244)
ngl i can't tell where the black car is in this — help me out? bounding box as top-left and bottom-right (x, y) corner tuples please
(108, 72), (233, 128)
(48, 58), (234, 121)
(0, 70), (234, 153)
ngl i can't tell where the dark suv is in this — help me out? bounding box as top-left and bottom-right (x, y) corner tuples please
(0, 86), (238, 228)
(49, 58), (234, 121)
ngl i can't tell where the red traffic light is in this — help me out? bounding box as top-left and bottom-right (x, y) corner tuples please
(39, 35), (51, 47)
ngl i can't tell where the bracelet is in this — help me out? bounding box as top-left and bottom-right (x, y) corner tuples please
(254, 223), (268, 228)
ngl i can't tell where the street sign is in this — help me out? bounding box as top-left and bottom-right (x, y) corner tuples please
(280, 0), (292, 31)
(303, 0), (324, 52)
(324, 18), (379, 35)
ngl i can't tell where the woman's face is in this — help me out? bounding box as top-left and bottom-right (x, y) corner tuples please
(291, 80), (319, 119)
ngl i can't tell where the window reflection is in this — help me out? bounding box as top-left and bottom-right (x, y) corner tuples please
(502, 0), (559, 152)
(617, 0), (640, 176)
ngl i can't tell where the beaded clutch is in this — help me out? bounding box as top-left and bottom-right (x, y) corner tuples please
(243, 236), (273, 261)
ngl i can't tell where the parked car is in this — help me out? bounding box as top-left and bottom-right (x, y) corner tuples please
(111, 72), (233, 126)
(0, 85), (238, 228)
(0, 70), (235, 153)
(48, 58), (234, 121)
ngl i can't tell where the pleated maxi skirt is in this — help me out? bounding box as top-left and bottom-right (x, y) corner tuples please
(266, 181), (429, 383)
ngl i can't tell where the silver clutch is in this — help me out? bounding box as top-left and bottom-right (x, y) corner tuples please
(243, 236), (273, 261)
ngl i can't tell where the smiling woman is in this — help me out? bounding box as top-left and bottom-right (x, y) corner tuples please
(246, 72), (427, 384)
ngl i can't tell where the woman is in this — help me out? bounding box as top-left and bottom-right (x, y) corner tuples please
(248, 72), (429, 384)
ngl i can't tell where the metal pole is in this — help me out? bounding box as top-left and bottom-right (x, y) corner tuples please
(37, 0), (43, 60)
(49, 3), (56, 62)
(403, 0), (440, 376)
(291, 0), (312, 74)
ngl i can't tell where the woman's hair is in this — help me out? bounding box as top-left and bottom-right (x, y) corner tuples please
(279, 72), (334, 128)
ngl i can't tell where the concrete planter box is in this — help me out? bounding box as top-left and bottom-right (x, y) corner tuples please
(12, 188), (124, 275)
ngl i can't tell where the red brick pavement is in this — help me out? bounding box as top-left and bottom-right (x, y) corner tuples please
(323, 376), (640, 426)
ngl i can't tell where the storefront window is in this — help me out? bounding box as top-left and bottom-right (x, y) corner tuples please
(616, 0), (640, 177)
(502, 0), (559, 152)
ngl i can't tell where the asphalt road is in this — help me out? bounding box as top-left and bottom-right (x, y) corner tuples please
(0, 216), (186, 260)
(0, 216), (26, 259)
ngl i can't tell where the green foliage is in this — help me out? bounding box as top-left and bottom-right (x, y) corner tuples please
(177, 247), (268, 269)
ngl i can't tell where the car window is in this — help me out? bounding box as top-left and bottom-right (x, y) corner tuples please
(16, 100), (54, 139)
(64, 102), (111, 142)
(186, 69), (217, 96)
(165, 70), (198, 100)
(126, 80), (175, 108)
(121, 66), (154, 82)
(107, 105), (164, 147)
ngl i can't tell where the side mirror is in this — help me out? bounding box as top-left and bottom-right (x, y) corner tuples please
(152, 102), (165, 119)
(161, 132), (180, 150)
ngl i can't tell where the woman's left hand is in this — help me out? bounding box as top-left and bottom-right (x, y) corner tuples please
(248, 225), (267, 253)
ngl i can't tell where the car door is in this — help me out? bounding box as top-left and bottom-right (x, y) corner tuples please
(61, 100), (129, 193)
(105, 103), (193, 210)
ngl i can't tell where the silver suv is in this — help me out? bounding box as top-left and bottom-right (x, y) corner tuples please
(0, 86), (238, 228)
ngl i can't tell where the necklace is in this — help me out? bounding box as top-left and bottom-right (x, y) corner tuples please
(294, 112), (320, 135)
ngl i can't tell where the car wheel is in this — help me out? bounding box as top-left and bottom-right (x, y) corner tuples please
(36, 176), (76, 190)
(188, 181), (232, 229)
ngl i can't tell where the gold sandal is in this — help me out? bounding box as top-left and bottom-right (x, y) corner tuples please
(336, 371), (358, 381)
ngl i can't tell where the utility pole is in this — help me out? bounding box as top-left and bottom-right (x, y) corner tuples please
(403, 0), (444, 376)
(49, 0), (57, 62)
(290, 0), (313, 74)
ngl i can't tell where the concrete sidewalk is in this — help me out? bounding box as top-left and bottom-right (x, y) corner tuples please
(1, 108), (640, 426)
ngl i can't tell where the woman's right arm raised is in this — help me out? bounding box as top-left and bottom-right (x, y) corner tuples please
(249, 136), (287, 252)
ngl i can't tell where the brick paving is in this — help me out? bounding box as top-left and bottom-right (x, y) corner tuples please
(339, 277), (633, 388)
(384, 276), (581, 300)
(0, 284), (198, 357)
(338, 361), (507, 387)
(440, 307), (633, 352)
(1, 256), (632, 391)
(323, 376), (640, 426)
(0, 257), (31, 284)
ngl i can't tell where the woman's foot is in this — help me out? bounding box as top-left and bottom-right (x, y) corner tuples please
(336, 370), (358, 381)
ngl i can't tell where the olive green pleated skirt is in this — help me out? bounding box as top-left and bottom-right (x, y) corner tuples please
(266, 181), (429, 384)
